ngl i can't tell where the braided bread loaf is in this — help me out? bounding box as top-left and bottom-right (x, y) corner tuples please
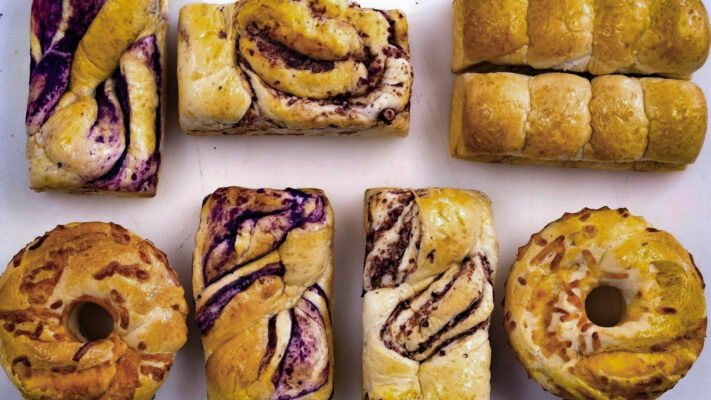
(453, 0), (711, 77)
(26, 0), (168, 196)
(505, 207), (706, 399)
(450, 72), (708, 171)
(177, 0), (413, 136)
(0, 222), (187, 399)
(193, 187), (334, 399)
(362, 188), (498, 400)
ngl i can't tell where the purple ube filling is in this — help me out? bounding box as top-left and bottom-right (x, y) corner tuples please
(202, 188), (326, 285)
(27, 0), (106, 133)
(27, 0), (163, 193)
(195, 262), (286, 333)
(272, 297), (330, 400)
(81, 80), (125, 172)
(30, 0), (61, 71)
(91, 34), (162, 193)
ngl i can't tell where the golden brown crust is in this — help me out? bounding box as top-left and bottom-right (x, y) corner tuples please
(504, 207), (706, 399)
(461, 73), (529, 154)
(456, 0), (528, 69)
(193, 187), (334, 400)
(586, 75), (648, 161)
(526, 0), (593, 70)
(636, 0), (711, 77)
(589, 0), (649, 75)
(453, 0), (711, 76)
(178, 0), (413, 137)
(361, 188), (498, 400)
(450, 72), (708, 170)
(0, 223), (187, 400)
(524, 74), (592, 159)
(641, 78), (708, 164)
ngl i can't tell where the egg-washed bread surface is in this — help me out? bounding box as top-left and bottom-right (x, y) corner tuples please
(450, 72), (708, 171)
(178, 0), (413, 136)
(26, 0), (168, 196)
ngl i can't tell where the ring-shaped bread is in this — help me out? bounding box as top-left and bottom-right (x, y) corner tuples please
(505, 207), (706, 400)
(0, 222), (187, 399)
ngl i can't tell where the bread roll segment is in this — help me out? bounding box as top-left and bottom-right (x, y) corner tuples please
(452, 0), (711, 77)
(450, 72), (707, 171)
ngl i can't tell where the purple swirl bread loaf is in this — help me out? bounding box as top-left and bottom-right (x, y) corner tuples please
(26, 0), (167, 196)
(193, 187), (334, 399)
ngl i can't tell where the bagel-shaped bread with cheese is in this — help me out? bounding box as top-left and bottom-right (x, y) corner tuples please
(0, 222), (187, 399)
(505, 207), (706, 399)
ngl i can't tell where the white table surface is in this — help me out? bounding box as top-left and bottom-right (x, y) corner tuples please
(1, 0), (710, 399)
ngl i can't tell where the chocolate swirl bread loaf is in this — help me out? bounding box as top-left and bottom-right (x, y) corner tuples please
(193, 187), (334, 400)
(362, 188), (498, 400)
(453, 0), (711, 77)
(450, 72), (708, 171)
(26, 0), (167, 196)
(177, 0), (413, 136)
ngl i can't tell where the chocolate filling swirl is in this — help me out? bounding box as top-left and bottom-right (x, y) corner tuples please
(380, 258), (489, 361)
(364, 190), (421, 290)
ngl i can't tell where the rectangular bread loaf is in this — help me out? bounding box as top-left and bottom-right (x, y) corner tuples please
(452, 0), (711, 77)
(193, 187), (334, 399)
(26, 0), (168, 196)
(362, 188), (498, 400)
(178, 0), (413, 136)
(450, 72), (708, 171)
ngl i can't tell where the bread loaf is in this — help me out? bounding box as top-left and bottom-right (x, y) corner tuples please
(453, 0), (711, 78)
(450, 72), (707, 171)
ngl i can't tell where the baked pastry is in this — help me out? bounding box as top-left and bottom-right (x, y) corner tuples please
(0, 222), (187, 399)
(26, 0), (167, 196)
(452, 0), (711, 77)
(505, 207), (706, 399)
(177, 0), (413, 136)
(361, 188), (498, 400)
(193, 187), (334, 399)
(450, 72), (708, 171)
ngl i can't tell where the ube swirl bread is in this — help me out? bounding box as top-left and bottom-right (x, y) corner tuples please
(504, 207), (706, 399)
(177, 0), (413, 136)
(362, 188), (498, 400)
(26, 0), (167, 196)
(193, 187), (334, 400)
(0, 222), (188, 399)
(450, 72), (708, 171)
(452, 0), (711, 77)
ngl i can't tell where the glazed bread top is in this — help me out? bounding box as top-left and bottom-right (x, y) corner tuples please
(450, 72), (708, 168)
(0, 222), (187, 400)
(453, 0), (711, 76)
(177, 0), (413, 134)
(27, 0), (167, 195)
(362, 188), (498, 400)
(504, 208), (706, 399)
(193, 187), (334, 400)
